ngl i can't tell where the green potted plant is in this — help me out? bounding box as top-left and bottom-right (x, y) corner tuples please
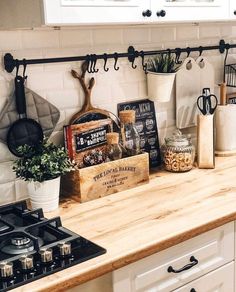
(147, 53), (178, 102)
(13, 139), (75, 212)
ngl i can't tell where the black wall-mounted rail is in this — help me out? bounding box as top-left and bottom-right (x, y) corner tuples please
(3, 39), (234, 74)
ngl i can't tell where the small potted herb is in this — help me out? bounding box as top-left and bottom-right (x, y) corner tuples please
(13, 139), (75, 212)
(147, 53), (178, 102)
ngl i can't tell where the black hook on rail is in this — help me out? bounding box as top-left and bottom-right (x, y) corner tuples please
(86, 55), (91, 73)
(175, 48), (182, 65)
(186, 47), (191, 58)
(140, 51), (148, 73)
(103, 53), (109, 72)
(91, 54), (99, 73)
(114, 53), (119, 71)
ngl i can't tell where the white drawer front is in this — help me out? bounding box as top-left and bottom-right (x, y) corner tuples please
(113, 223), (234, 292)
(173, 262), (234, 292)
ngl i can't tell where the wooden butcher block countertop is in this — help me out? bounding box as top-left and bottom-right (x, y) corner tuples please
(14, 156), (236, 292)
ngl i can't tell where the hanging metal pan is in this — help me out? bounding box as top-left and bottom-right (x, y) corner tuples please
(7, 76), (44, 157)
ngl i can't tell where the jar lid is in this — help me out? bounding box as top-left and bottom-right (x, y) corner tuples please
(165, 129), (191, 147)
(106, 132), (119, 144)
(119, 110), (135, 124)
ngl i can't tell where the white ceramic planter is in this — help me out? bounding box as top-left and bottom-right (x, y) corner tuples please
(27, 177), (61, 212)
(147, 71), (176, 102)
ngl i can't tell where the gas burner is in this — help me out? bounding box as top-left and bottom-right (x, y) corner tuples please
(11, 237), (31, 246)
(0, 200), (106, 292)
(0, 235), (43, 255)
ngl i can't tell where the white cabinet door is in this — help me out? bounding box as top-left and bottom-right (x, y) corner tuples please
(229, 0), (236, 19)
(174, 262), (234, 292)
(113, 223), (234, 292)
(43, 0), (151, 25)
(151, 0), (230, 22)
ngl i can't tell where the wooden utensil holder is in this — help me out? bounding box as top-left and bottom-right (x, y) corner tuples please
(197, 114), (215, 169)
(61, 152), (149, 203)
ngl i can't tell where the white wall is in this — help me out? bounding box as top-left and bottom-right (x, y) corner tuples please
(0, 22), (235, 205)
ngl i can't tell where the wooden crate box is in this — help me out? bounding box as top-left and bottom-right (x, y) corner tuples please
(61, 152), (149, 203)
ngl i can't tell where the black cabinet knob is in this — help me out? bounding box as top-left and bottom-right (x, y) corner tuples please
(234, 10), (236, 15)
(142, 9), (152, 17)
(157, 10), (166, 17)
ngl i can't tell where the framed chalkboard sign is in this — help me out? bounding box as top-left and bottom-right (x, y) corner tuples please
(117, 99), (161, 168)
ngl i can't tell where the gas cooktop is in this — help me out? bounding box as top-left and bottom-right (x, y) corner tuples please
(0, 200), (106, 291)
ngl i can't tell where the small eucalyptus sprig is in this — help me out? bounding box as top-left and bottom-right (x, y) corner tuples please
(13, 139), (75, 183)
(147, 54), (178, 73)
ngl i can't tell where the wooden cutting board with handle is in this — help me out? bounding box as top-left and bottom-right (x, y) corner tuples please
(70, 62), (119, 131)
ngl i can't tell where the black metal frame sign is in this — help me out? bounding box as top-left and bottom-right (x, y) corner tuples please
(118, 99), (161, 168)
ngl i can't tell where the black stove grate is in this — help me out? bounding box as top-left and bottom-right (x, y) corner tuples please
(0, 200), (106, 292)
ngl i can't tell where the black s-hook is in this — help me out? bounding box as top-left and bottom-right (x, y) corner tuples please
(175, 48), (182, 65)
(114, 53), (119, 71)
(140, 51), (147, 73)
(86, 55), (92, 73)
(186, 47), (191, 58)
(91, 54), (99, 73)
(103, 53), (109, 72)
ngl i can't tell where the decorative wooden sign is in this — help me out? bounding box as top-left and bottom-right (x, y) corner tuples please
(117, 99), (161, 168)
(64, 118), (112, 167)
(61, 152), (149, 203)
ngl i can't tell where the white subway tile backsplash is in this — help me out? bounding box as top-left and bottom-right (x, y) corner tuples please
(22, 30), (60, 49)
(123, 28), (150, 45)
(199, 25), (221, 39)
(0, 162), (15, 184)
(0, 22), (234, 205)
(0, 181), (16, 204)
(176, 25), (199, 41)
(151, 27), (176, 43)
(27, 72), (64, 91)
(0, 31), (22, 50)
(15, 180), (29, 201)
(92, 28), (123, 45)
(60, 29), (92, 48)
(46, 89), (80, 110)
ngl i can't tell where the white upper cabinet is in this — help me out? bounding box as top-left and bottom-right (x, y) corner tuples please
(229, 0), (236, 19)
(0, 0), (233, 28)
(151, 0), (230, 22)
(43, 0), (231, 25)
(43, 0), (151, 25)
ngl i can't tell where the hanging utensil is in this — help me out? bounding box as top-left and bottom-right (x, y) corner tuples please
(7, 75), (44, 157)
(197, 88), (218, 115)
(70, 62), (119, 131)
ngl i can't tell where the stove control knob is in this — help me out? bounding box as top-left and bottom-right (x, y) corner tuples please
(39, 248), (53, 263)
(19, 255), (34, 271)
(0, 262), (13, 278)
(58, 242), (71, 257)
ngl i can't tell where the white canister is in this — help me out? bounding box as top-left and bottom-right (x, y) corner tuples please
(215, 105), (236, 152)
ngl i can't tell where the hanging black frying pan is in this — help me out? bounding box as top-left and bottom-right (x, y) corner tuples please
(7, 76), (44, 157)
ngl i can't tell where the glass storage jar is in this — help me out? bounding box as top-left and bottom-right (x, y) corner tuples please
(119, 110), (141, 156)
(161, 130), (195, 172)
(106, 132), (122, 161)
